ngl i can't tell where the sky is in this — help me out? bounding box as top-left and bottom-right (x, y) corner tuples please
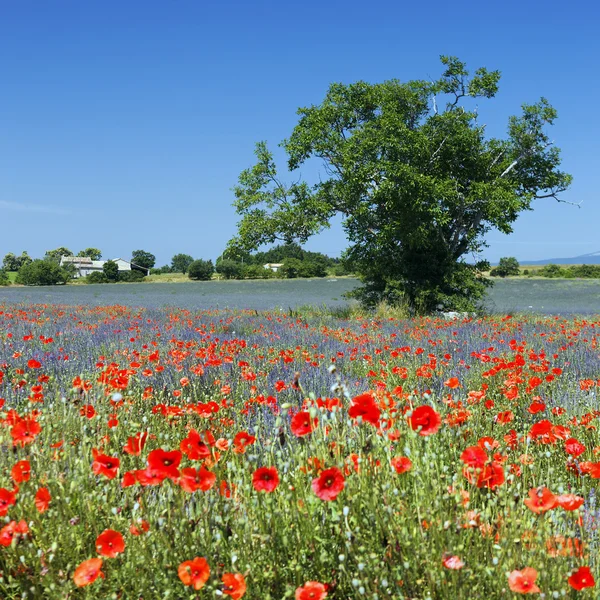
(1, 0), (598, 267)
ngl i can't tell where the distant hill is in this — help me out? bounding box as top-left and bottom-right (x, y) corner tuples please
(519, 251), (600, 265)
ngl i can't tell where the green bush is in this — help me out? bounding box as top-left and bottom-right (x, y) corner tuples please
(522, 269), (529, 275)
(567, 264), (600, 279)
(491, 257), (520, 277)
(538, 264), (566, 278)
(118, 270), (146, 282)
(188, 259), (214, 281)
(86, 272), (109, 284)
(242, 264), (275, 279)
(216, 259), (244, 279)
(16, 260), (70, 286)
(0, 269), (10, 286)
(103, 260), (119, 282)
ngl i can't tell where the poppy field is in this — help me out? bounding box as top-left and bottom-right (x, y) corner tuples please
(1, 304), (600, 598)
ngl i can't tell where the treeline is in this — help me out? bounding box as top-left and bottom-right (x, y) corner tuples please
(489, 257), (600, 279)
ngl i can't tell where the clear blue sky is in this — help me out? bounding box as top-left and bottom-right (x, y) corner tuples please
(1, 0), (598, 266)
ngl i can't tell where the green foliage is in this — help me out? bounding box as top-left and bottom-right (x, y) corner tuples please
(85, 271), (109, 284)
(171, 253), (194, 274)
(567, 264), (600, 278)
(45, 247), (73, 263)
(241, 264), (276, 279)
(490, 256), (520, 277)
(216, 259), (244, 279)
(118, 269), (146, 282)
(0, 269), (10, 286)
(3, 251), (32, 271)
(103, 260), (120, 282)
(538, 263), (565, 278)
(77, 248), (102, 260)
(188, 259), (214, 280)
(228, 56), (571, 313)
(16, 259), (70, 286)
(131, 250), (156, 271)
(150, 265), (173, 275)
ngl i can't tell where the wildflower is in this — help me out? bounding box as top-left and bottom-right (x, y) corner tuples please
(0, 488), (17, 516)
(222, 572), (247, 599)
(178, 557), (210, 591)
(233, 431), (256, 454)
(0, 520), (28, 546)
(348, 393), (381, 426)
(565, 438), (586, 457)
(73, 558), (104, 587)
(180, 429), (211, 460)
(312, 467), (345, 501)
(96, 529), (125, 558)
(179, 467), (217, 493)
(123, 431), (148, 456)
(91, 449), (120, 480)
(408, 405), (441, 436)
(252, 467), (280, 493)
(147, 448), (182, 480)
(508, 567), (540, 594)
(291, 411), (317, 437)
(391, 456), (412, 474)
(524, 487), (558, 514)
(129, 519), (150, 535)
(568, 566), (595, 590)
(296, 581), (328, 600)
(27, 359), (41, 369)
(35, 487), (51, 513)
(556, 494), (584, 511)
(442, 554), (464, 570)
(11, 460), (31, 484)
(444, 377), (461, 389)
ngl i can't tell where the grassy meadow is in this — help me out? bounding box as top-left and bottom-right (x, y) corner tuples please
(0, 305), (599, 598)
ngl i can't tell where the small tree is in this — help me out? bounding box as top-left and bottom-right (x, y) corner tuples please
(77, 248), (102, 260)
(216, 259), (243, 279)
(45, 247), (73, 263)
(188, 259), (214, 281)
(171, 253), (194, 274)
(103, 260), (119, 282)
(131, 250), (156, 271)
(86, 271), (108, 284)
(490, 257), (521, 277)
(0, 269), (9, 286)
(17, 260), (70, 286)
(2, 253), (18, 271)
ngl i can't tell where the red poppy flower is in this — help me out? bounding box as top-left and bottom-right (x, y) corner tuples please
(312, 467), (345, 501)
(0, 488), (17, 516)
(91, 449), (120, 480)
(508, 567), (540, 594)
(233, 431), (256, 454)
(123, 431), (148, 456)
(135, 467), (167, 487)
(348, 393), (381, 426)
(524, 487), (558, 514)
(391, 456), (412, 474)
(252, 467), (280, 493)
(11, 460), (31, 484)
(442, 554), (464, 570)
(444, 377), (461, 389)
(568, 566), (595, 590)
(409, 405), (441, 436)
(460, 446), (488, 468)
(178, 557), (210, 591)
(96, 529), (125, 558)
(222, 572), (247, 599)
(179, 467), (217, 493)
(180, 429), (211, 460)
(27, 359), (41, 369)
(565, 438), (586, 458)
(0, 520), (28, 546)
(147, 448), (182, 480)
(556, 494), (584, 511)
(295, 581), (328, 600)
(73, 558), (104, 587)
(35, 487), (51, 513)
(11, 417), (42, 447)
(291, 411), (317, 437)
(129, 519), (150, 536)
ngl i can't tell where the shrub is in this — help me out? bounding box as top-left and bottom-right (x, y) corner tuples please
(492, 257), (520, 277)
(188, 259), (214, 281)
(216, 259), (244, 280)
(103, 260), (119, 282)
(118, 270), (146, 282)
(538, 264), (565, 278)
(0, 269), (10, 286)
(86, 272), (109, 284)
(16, 259), (70, 286)
(522, 269), (529, 275)
(242, 264), (275, 279)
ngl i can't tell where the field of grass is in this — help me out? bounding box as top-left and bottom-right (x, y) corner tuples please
(6, 271), (17, 283)
(0, 305), (599, 598)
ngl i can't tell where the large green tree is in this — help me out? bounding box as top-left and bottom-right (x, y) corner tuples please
(45, 247), (73, 263)
(77, 248), (102, 260)
(131, 250), (156, 271)
(228, 56), (572, 313)
(171, 253), (194, 274)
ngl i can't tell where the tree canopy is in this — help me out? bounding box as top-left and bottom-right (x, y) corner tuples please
(77, 248), (102, 260)
(228, 56), (572, 313)
(171, 253), (194, 274)
(131, 250), (156, 271)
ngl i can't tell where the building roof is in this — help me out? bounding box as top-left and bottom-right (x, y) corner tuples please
(60, 256), (93, 265)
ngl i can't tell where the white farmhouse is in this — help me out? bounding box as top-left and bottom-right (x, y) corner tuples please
(60, 256), (150, 278)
